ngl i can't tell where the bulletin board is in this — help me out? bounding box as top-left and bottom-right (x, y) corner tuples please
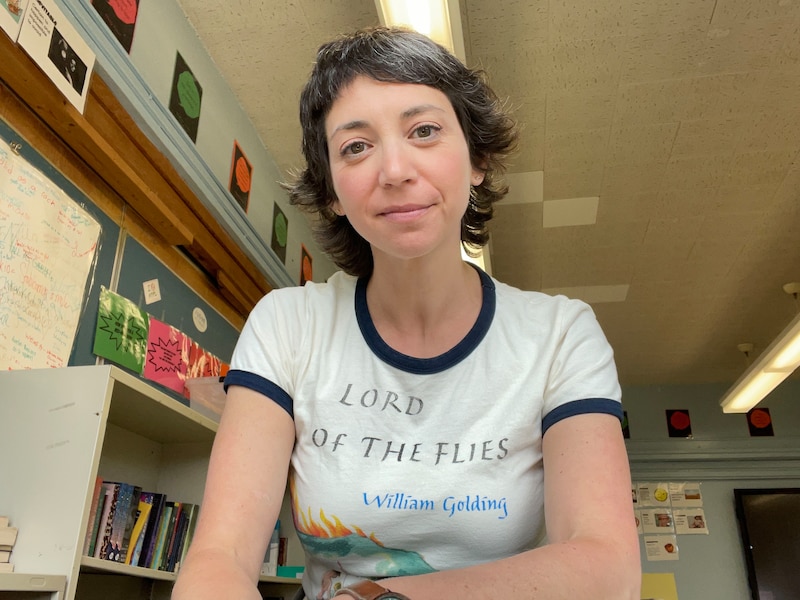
(115, 236), (240, 363)
(0, 118), (118, 369)
(0, 116), (239, 386)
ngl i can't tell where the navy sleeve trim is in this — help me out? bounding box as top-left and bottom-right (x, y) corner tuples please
(542, 398), (623, 436)
(224, 369), (294, 419)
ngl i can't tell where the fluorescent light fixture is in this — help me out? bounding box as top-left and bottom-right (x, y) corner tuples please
(374, 0), (466, 61)
(720, 311), (800, 413)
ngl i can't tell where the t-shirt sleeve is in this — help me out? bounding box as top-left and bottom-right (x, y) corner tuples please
(541, 299), (622, 435)
(225, 290), (299, 417)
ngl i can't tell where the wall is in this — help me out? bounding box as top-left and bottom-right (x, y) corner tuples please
(57, 0), (338, 287)
(623, 380), (800, 600)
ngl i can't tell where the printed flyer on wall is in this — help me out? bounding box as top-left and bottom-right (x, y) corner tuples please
(17, 0), (95, 113)
(0, 0), (29, 40)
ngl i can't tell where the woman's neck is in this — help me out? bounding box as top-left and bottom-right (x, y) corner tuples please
(365, 256), (483, 358)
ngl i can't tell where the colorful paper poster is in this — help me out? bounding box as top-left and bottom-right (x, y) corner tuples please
(169, 52), (202, 143)
(641, 573), (679, 600)
(644, 535), (679, 561)
(747, 407), (774, 436)
(94, 287), (148, 373)
(91, 0), (139, 53)
(636, 483), (671, 507)
(641, 509), (675, 534)
(666, 409), (692, 437)
(271, 203), (288, 263)
(186, 340), (221, 380)
(300, 243), (312, 285)
(674, 508), (709, 534)
(0, 141), (101, 370)
(144, 317), (188, 393)
(669, 482), (703, 507)
(17, 0), (95, 113)
(229, 141), (252, 212)
(0, 0), (29, 41)
(634, 509), (643, 534)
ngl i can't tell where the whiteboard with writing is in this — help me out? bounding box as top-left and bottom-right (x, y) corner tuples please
(0, 141), (101, 369)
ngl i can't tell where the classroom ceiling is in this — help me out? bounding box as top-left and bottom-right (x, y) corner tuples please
(175, 0), (800, 388)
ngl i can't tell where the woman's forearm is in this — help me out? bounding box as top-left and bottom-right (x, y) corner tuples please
(382, 535), (641, 600)
(172, 546), (262, 600)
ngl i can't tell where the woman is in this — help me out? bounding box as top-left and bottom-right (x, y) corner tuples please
(173, 27), (640, 600)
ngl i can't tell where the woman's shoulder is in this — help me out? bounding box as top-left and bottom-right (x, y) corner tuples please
(253, 270), (357, 313)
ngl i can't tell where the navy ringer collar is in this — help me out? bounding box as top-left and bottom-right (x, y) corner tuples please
(354, 265), (496, 374)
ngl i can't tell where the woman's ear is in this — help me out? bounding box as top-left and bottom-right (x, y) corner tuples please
(330, 199), (344, 216)
(471, 170), (485, 186)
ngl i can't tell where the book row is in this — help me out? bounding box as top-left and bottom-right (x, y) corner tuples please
(83, 477), (199, 572)
(0, 516), (18, 573)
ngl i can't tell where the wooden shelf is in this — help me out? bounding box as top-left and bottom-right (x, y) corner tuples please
(105, 367), (218, 443)
(80, 556), (175, 582)
(0, 573), (67, 599)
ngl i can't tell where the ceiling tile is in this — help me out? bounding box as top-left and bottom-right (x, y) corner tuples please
(601, 163), (667, 195)
(700, 18), (799, 75)
(546, 89), (617, 133)
(629, 0), (717, 33)
(597, 193), (661, 222)
(643, 217), (704, 247)
(662, 154), (735, 189)
(631, 242), (694, 282)
(541, 247), (635, 287)
(620, 27), (709, 83)
(710, 0), (800, 28)
(543, 167), (605, 200)
(545, 128), (611, 170)
(725, 149), (797, 187)
(548, 0), (632, 42)
(499, 171), (544, 204)
(671, 116), (747, 157)
(735, 111), (800, 152)
(708, 184), (783, 214)
(468, 0), (549, 53)
(547, 36), (627, 93)
(542, 196), (599, 227)
(475, 46), (550, 104)
(606, 122), (680, 166)
(544, 284), (630, 303)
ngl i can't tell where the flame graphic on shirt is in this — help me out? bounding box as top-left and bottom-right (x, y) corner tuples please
(290, 473), (383, 545)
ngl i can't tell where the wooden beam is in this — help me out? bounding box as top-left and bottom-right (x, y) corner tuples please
(0, 80), (245, 329)
(0, 34), (193, 246)
(90, 78), (273, 300)
(0, 31), (274, 314)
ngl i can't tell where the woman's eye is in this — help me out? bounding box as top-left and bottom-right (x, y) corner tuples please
(343, 141), (366, 156)
(415, 125), (438, 138)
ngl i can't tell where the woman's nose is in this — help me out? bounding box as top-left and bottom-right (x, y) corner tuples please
(377, 142), (417, 187)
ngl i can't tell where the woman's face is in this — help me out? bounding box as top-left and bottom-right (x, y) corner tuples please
(325, 76), (483, 266)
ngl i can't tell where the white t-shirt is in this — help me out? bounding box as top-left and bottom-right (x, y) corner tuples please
(226, 268), (622, 599)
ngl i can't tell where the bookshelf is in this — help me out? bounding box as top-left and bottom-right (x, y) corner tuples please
(0, 366), (302, 600)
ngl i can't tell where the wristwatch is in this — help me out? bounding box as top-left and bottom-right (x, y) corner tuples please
(333, 579), (411, 600)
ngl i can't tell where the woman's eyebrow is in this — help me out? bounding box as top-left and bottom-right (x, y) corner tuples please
(330, 119), (369, 136)
(402, 104), (445, 119)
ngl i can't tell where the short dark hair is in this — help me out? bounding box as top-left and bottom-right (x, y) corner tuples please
(286, 26), (518, 277)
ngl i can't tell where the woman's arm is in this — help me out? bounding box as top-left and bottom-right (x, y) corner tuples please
(172, 385), (295, 600)
(377, 413), (641, 599)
